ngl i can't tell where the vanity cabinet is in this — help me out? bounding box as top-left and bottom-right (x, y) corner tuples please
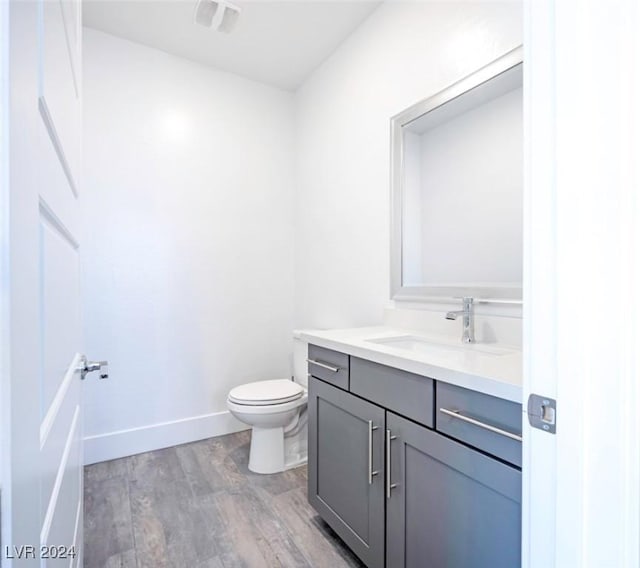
(386, 412), (521, 568)
(308, 376), (385, 568)
(308, 345), (522, 568)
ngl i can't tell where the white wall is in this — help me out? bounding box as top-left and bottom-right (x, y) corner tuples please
(82, 3), (523, 462)
(294, 1), (522, 329)
(82, 29), (295, 463)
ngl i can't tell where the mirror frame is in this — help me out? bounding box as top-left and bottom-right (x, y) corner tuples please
(390, 45), (524, 303)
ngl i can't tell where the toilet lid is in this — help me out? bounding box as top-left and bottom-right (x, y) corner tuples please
(228, 379), (304, 406)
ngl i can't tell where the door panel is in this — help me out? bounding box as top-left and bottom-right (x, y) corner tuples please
(40, 354), (82, 523)
(40, 210), (81, 417)
(3, 0), (83, 565)
(38, 0), (84, 562)
(41, 0), (81, 193)
(387, 411), (521, 568)
(41, 407), (82, 566)
(308, 377), (385, 568)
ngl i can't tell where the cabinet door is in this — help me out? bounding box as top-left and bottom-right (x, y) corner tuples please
(386, 412), (521, 568)
(308, 377), (385, 568)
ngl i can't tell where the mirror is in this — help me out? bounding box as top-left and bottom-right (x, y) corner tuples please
(391, 47), (523, 302)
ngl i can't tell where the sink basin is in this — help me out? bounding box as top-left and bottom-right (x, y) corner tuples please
(365, 335), (515, 357)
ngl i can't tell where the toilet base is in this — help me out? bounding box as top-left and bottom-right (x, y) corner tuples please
(249, 426), (285, 474)
(248, 423), (308, 474)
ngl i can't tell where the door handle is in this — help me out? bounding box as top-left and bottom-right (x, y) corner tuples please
(79, 357), (109, 380)
(386, 429), (397, 499)
(306, 359), (340, 373)
(368, 420), (379, 484)
(439, 408), (522, 442)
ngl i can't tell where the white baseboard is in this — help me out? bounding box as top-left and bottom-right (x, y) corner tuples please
(83, 410), (249, 465)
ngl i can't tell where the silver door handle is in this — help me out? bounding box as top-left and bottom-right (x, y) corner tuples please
(306, 358), (340, 373)
(80, 358), (109, 380)
(368, 421), (379, 484)
(439, 408), (522, 442)
(386, 429), (397, 499)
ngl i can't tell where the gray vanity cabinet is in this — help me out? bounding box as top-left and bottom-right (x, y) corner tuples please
(386, 411), (522, 568)
(308, 344), (522, 568)
(308, 377), (385, 568)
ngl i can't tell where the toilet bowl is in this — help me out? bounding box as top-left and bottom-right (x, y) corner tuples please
(227, 335), (308, 474)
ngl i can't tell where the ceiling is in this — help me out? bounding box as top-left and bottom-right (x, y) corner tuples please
(83, 0), (381, 91)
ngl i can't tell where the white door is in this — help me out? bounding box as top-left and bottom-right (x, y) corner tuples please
(2, 0), (85, 566)
(523, 1), (640, 567)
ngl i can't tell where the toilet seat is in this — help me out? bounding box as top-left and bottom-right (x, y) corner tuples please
(228, 379), (304, 406)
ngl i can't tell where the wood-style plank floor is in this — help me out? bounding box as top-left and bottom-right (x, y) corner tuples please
(84, 430), (365, 568)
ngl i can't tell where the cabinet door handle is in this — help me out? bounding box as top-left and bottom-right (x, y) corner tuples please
(368, 421), (379, 484)
(306, 358), (340, 373)
(386, 429), (397, 499)
(439, 408), (522, 442)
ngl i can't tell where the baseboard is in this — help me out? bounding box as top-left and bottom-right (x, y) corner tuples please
(83, 410), (249, 465)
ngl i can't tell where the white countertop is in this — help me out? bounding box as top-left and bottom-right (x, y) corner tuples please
(300, 326), (523, 403)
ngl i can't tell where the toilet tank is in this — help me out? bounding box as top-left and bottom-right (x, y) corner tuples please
(292, 331), (308, 389)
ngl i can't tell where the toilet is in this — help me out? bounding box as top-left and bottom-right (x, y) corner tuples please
(227, 335), (308, 474)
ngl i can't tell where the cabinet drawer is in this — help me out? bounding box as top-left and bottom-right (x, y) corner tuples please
(307, 345), (349, 390)
(436, 382), (522, 467)
(350, 358), (434, 428)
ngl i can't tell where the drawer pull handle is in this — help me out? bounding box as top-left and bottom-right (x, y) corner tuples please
(307, 358), (340, 373)
(386, 429), (398, 499)
(439, 408), (522, 442)
(368, 421), (379, 485)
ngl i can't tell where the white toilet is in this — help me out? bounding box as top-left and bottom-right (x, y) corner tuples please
(227, 335), (308, 474)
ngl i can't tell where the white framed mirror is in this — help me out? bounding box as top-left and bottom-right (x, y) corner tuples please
(390, 46), (523, 302)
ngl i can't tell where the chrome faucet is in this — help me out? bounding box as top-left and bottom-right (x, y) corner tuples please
(445, 297), (475, 343)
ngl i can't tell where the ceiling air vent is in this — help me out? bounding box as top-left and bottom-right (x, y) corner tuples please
(194, 0), (241, 33)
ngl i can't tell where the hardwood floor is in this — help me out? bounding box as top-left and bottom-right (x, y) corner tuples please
(84, 430), (365, 568)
